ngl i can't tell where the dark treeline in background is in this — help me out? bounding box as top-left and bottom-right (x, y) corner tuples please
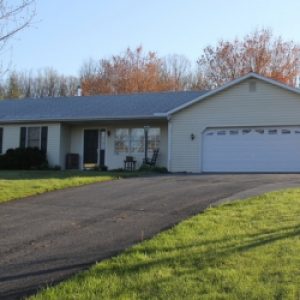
(2, 29), (300, 99)
(2, 69), (79, 99)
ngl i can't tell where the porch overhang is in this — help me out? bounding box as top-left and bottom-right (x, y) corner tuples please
(0, 115), (168, 125)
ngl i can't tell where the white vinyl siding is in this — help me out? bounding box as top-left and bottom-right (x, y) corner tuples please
(1, 123), (61, 167)
(170, 79), (300, 172)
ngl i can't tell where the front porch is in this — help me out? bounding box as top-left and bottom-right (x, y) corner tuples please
(60, 120), (168, 170)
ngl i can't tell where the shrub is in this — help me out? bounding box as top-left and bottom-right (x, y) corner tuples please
(0, 147), (48, 170)
(52, 165), (61, 171)
(153, 166), (169, 173)
(92, 165), (108, 171)
(100, 165), (108, 171)
(139, 165), (169, 173)
(110, 168), (125, 172)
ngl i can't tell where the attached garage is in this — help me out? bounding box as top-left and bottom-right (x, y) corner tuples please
(203, 127), (300, 172)
(168, 73), (300, 173)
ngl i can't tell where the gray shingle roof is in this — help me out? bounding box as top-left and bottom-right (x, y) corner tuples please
(0, 91), (207, 123)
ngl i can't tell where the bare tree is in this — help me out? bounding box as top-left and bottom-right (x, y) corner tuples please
(0, 0), (36, 73)
(162, 54), (192, 90)
(4, 68), (79, 99)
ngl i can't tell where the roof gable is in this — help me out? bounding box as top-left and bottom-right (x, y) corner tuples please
(167, 73), (300, 116)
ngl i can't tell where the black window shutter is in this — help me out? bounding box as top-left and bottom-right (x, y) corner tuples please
(0, 128), (3, 154)
(20, 127), (26, 148)
(41, 126), (48, 153)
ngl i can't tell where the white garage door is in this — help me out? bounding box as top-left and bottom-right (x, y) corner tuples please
(203, 127), (300, 172)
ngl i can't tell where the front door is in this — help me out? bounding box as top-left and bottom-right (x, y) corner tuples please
(84, 130), (99, 165)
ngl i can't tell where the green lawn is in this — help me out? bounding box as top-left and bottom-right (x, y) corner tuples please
(31, 189), (300, 300)
(0, 170), (139, 204)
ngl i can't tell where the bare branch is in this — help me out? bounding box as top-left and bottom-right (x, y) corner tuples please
(0, 0), (35, 74)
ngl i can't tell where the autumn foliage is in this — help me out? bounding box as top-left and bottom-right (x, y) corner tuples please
(80, 47), (191, 95)
(195, 29), (300, 88)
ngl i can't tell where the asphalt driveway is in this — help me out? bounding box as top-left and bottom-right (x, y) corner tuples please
(1, 174), (300, 299)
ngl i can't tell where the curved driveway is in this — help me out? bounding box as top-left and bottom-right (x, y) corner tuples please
(1, 174), (300, 299)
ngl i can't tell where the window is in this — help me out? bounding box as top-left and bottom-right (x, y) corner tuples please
(206, 132), (214, 136)
(255, 129), (264, 134)
(242, 129), (252, 134)
(131, 128), (145, 152)
(115, 129), (130, 153)
(20, 126), (48, 152)
(217, 130), (226, 135)
(114, 127), (161, 153)
(27, 127), (41, 148)
(229, 130), (239, 135)
(268, 129), (277, 135)
(148, 128), (160, 152)
(0, 128), (3, 154)
(282, 129), (291, 134)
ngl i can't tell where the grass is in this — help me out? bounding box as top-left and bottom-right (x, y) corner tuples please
(31, 189), (300, 300)
(0, 170), (141, 204)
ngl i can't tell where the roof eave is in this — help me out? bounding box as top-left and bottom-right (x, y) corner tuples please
(0, 115), (168, 124)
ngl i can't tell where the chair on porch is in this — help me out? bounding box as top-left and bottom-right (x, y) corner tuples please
(124, 156), (137, 171)
(143, 148), (159, 167)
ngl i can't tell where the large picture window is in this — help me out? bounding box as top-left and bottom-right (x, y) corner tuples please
(114, 127), (160, 153)
(148, 128), (160, 152)
(114, 129), (130, 153)
(131, 128), (145, 153)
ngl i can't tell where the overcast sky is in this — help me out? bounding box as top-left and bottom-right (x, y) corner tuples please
(7, 0), (300, 76)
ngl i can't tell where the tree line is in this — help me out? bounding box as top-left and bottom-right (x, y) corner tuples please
(1, 69), (79, 99)
(2, 29), (300, 99)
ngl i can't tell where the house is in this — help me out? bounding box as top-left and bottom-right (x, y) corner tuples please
(1, 72), (300, 173)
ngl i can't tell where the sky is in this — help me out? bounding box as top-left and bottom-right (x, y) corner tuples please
(6, 0), (300, 76)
